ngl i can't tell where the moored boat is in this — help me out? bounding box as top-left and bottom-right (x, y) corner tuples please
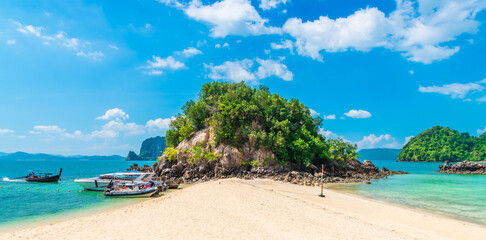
(22, 168), (62, 183)
(103, 181), (159, 198)
(74, 171), (152, 191)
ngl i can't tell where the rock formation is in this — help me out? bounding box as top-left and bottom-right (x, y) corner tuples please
(137, 127), (408, 186)
(126, 136), (166, 160)
(438, 161), (486, 174)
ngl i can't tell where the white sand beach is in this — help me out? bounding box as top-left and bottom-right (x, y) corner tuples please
(1, 178), (486, 240)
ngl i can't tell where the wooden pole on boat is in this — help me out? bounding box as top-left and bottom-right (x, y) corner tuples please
(319, 164), (325, 198)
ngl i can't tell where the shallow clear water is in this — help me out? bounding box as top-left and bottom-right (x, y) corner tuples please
(0, 158), (155, 228)
(329, 160), (486, 225)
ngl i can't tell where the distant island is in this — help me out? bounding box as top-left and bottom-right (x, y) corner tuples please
(126, 136), (166, 161)
(358, 148), (401, 161)
(398, 126), (486, 162)
(0, 152), (124, 161)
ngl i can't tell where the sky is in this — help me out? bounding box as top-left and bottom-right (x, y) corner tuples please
(0, 0), (485, 156)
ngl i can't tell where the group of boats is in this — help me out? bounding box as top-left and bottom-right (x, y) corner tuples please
(12, 168), (183, 198)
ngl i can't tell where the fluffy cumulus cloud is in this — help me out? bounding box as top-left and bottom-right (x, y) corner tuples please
(96, 108), (129, 121)
(282, 0), (486, 63)
(161, 0), (281, 37)
(0, 129), (14, 135)
(355, 134), (399, 149)
(205, 58), (293, 83)
(323, 114), (336, 120)
(259, 0), (289, 10)
(13, 20), (104, 61)
(6, 39), (16, 45)
(30, 109), (174, 141)
(318, 128), (338, 138)
(419, 79), (486, 100)
(344, 109), (372, 118)
(177, 47), (203, 57)
(283, 8), (389, 61)
(271, 39), (294, 54)
(146, 117), (175, 132)
(144, 46), (203, 75)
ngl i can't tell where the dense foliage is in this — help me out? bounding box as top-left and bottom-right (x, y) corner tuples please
(165, 82), (357, 166)
(398, 126), (486, 162)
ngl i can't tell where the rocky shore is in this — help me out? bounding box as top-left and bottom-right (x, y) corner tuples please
(128, 127), (408, 186)
(438, 160), (486, 174)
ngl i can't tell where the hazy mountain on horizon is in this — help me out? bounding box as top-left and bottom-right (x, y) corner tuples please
(0, 151), (124, 160)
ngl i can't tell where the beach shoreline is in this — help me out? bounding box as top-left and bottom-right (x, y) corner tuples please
(2, 178), (485, 240)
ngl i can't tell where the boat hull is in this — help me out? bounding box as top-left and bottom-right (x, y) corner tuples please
(104, 188), (156, 198)
(25, 175), (60, 183)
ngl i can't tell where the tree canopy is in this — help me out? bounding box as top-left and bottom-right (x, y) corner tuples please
(165, 81), (357, 166)
(398, 126), (486, 162)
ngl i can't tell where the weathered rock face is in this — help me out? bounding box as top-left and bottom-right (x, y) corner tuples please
(148, 127), (408, 185)
(438, 161), (486, 174)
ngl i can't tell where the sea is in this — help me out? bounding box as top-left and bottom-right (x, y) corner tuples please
(1, 158), (486, 229)
(0, 158), (155, 230)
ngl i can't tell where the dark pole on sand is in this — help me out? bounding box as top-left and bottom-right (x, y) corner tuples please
(319, 164), (325, 198)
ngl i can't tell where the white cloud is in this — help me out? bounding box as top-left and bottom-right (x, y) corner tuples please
(344, 109), (372, 118)
(205, 57), (293, 83)
(108, 44), (119, 50)
(147, 70), (163, 75)
(90, 121), (145, 138)
(478, 127), (486, 135)
(76, 51), (104, 61)
(146, 117), (175, 132)
(282, 1), (486, 63)
(205, 59), (256, 82)
(157, 0), (184, 9)
(419, 82), (484, 99)
(255, 58), (293, 81)
(404, 136), (414, 145)
(318, 128), (338, 138)
(184, 0), (282, 38)
(355, 134), (398, 149)
(14, 20), (104, 61)
(309, 109), (319, 116)
(29, 125), (82, 139)
(323, 114), (336, 120)
(0, 129), (14, 135)
(259, 0), (289, 10)
(6, 39), (16, 45)
(96, 108), (129, 121)
(271, 39), (294, 54)
(17, 24), (43, 37)
(146, 56), (185, 70)
(177, 47), (202, 57)
(215, 43), (230, 48)
(283, 7), (389, 61)
(477, 95), (486, 103)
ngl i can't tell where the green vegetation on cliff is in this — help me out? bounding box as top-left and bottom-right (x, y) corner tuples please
(127, 136), (166, 160)
(398, 126), (486, 162)
(165, 82), (357, 166)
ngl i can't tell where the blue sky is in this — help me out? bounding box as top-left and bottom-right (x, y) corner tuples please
(0, 0), (485, 155)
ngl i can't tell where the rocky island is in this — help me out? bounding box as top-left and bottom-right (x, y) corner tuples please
(126, 136), (166, 160)
(438, 160), (486, 174)
(138, 82), (407, 185)
(398, 126), (486, 162)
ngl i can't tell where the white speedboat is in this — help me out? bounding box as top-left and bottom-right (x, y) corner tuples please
(74, 171), (152, 191)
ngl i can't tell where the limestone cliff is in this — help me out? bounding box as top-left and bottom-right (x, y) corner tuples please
(126, 136), (166, 160)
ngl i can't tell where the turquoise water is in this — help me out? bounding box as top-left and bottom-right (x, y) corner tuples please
(2, 158), (486, 228)
(0, 158), (155, 229)
(330, 160), (486, 225)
